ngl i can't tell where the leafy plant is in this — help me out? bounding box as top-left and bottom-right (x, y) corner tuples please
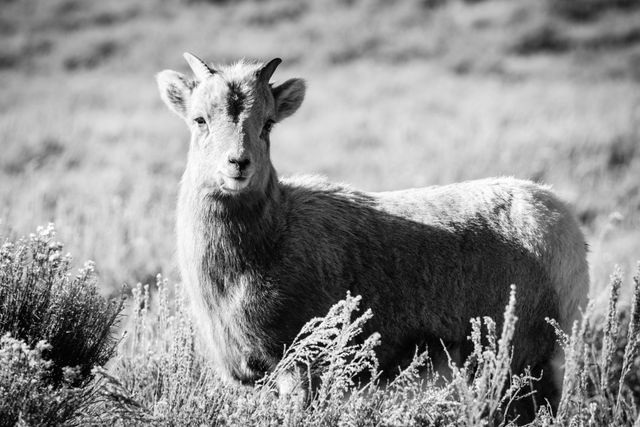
(0, 224), (124, 385)
(0, 333), (104, 427)
(0, 224), (124, 425)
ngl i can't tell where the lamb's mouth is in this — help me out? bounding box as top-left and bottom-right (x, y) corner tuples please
(220, 174), (252, 194)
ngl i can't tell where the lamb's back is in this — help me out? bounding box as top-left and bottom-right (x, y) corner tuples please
(374, 176), (589, 330)
(275, 176), (586, 371)
(375, 177), (557, 236)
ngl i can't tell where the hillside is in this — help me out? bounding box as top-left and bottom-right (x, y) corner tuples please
(1, 0), (639, 295)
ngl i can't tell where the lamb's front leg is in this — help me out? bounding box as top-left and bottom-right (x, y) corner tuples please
(275, 365), (318, 406)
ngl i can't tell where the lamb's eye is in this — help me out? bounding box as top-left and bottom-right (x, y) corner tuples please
(194, 117), (206, 126)
(262, 119), (275, 135)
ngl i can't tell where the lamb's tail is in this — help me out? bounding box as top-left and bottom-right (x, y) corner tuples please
(553, 229), (589, 333)
(545, 206), (589, 399)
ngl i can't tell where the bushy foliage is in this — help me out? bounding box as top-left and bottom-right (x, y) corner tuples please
(0, 334), (100, 427)
(0, 224), (124, 385)
(0, 225), (124, 425)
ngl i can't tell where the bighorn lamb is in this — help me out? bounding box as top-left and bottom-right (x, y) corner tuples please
(157, 53), (589, 401)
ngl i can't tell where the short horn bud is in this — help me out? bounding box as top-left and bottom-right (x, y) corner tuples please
(183, 52), (215, 81)
(258, 58), (282, 83)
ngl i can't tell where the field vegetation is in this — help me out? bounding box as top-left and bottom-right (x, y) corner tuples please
(1, 0), (640, 424)
(1, 226), (640, 425)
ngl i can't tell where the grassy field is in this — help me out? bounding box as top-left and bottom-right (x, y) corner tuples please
(1, 0), (640, 423)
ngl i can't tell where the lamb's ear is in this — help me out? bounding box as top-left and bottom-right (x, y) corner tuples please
(156, 70), (194, 119)
(272, 78), (306, 122)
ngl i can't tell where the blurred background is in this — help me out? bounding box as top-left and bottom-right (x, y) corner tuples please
(1, 0), (639, 299)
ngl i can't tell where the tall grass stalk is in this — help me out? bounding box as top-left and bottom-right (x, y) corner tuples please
(552, 264), (640, 426)
(601, 267), (623, 397)
(615, 264), (640, 423)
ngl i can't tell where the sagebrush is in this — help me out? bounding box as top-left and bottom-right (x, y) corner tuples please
(0, 225), (124, 425)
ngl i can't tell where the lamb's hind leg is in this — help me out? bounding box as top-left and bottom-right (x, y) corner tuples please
(276, 365), (321, 406)
(507, 358), (560, 424)
(507, 314), (560, 424)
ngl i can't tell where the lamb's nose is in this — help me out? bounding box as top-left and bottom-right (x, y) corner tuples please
(228, 155), (251, 171)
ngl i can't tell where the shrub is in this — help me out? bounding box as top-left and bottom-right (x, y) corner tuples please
(0, 224), (124, 384)
(0, 334), (95, 427)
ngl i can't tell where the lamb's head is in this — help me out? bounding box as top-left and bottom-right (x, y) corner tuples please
(157, 53), (305, 197)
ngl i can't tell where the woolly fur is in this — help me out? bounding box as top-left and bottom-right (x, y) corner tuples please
(157, 57), (589, 407)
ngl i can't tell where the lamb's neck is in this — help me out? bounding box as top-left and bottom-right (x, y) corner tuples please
(193, 173), (283, 276)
